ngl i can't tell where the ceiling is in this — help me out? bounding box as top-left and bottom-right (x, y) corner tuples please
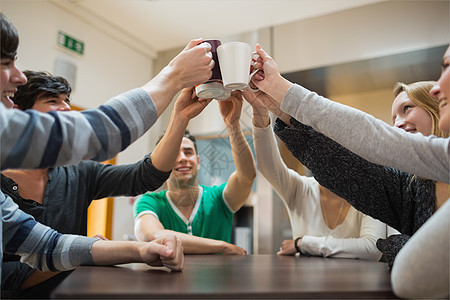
(52, 0), (385, 53)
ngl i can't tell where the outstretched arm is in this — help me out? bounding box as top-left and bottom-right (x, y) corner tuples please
(244, 90), (312, 211)
(91, 234), (184, 271)
(273, 118), (408, 231)
(2, 191), (184, 273)
(1, 39), (213, 171)
(250, 44), (449, 183)
(85, 87), (213, 200)
(218, 92), (256, 211)
(278, 213), (384, 261)
(134, 214), (246, 255)
(150, 87), (212, 172)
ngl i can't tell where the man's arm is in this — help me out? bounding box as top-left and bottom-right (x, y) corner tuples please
(134, 214), (246, 255)
(83, 87), (213, 201)
(150, 87), (212, 172)
(218, 92), (256, 211)
(1, 39), (213, 171)
(2, 191), (184, 272)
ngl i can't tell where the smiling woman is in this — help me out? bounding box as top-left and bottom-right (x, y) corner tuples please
(391, 81), (445, 138)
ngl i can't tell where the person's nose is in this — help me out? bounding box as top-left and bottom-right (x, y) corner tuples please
(11, 65), (27, 86)
(177, 151), (187, 162)
(429, 83), (440, 100)
(58, 102), (71, 111)
(394, 116), (407, 129)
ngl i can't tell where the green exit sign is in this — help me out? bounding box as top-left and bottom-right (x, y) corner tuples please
(57, 31), (84, 55)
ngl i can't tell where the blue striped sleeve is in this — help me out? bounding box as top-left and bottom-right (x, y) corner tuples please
(97, 105), (130, 151)
(39, 111), (63, 168)
(3, 111), (39, 169)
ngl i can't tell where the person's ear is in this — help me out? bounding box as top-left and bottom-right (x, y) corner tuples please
(197, 155), (200, 170)
(12, 104), (20, 110)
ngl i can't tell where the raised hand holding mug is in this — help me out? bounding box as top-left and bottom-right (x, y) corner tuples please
(217, 42), (259, 92)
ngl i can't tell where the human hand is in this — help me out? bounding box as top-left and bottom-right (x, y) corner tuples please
(250, 44), (293, 103)
(168, 39), (214, 89)
(243, 89), (292, 126)
(242, 89), (279, 112)
(141, 234), (184, 271)
(221, 242), (247, 255)
(218, 91), (243, 127)
(174, 86), (212, 123)
(92, 234), (109, 240)
(241, 89), (270, 128)
(277, 239), (297, 256)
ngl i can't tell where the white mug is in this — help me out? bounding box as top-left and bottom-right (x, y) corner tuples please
(217, 42), (259, 92)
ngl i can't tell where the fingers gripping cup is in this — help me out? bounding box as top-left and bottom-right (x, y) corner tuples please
(195, 39), (230, 100)
(217, 42), (259, 92)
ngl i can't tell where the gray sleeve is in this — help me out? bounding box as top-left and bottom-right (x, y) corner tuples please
(390, 199), (449, 298)
(280, 84), (450, 183)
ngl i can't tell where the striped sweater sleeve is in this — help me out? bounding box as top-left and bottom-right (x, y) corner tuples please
(0, 88), (156, 170)
(1, 191), (97, 271)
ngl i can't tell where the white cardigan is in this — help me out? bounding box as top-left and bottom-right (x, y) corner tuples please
(253, 122), (385, 261)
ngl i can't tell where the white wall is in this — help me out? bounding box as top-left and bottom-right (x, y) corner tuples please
(2, 0), (158, 240)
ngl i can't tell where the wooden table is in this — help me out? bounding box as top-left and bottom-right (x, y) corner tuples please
(51, 255), (397, 299)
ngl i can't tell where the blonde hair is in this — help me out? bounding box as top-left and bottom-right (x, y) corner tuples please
(393, 81), (448, 138)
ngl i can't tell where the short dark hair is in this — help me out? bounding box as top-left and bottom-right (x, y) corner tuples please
(157, 129), (198, 154)
(12, 70), (72, 110)
(1, 13), (19, 59)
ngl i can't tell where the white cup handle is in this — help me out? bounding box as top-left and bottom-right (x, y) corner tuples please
(246, 69), (259, 92)
(246, 51), (260, 92)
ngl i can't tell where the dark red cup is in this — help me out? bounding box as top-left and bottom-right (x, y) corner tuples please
(204, 39), (222, 83)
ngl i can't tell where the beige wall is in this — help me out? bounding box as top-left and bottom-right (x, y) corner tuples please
(273, 0), (449, 73)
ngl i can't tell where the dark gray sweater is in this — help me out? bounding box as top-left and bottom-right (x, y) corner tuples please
(274, 118), (435, 266)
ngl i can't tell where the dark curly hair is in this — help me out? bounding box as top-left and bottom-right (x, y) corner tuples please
(12, 70), (72, 110)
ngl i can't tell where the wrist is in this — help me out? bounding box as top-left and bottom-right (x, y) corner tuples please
(149, 65), (183, 95)
(294, 237), (302, 253)
(226, 122), (242, 134)
(218, 241), (229, 253)
(160, 65), (184, 92)
(266, 75), (292, 104)
(252, 111), (270, 128)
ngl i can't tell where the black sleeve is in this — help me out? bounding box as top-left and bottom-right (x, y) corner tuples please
(376, 234), (411, 268)
(81, 154), (171, 200)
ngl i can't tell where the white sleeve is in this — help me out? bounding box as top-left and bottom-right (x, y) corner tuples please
(253, 122), (313, 211)
(300, 212), (385, 261)
(391, 199), (450, 298)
